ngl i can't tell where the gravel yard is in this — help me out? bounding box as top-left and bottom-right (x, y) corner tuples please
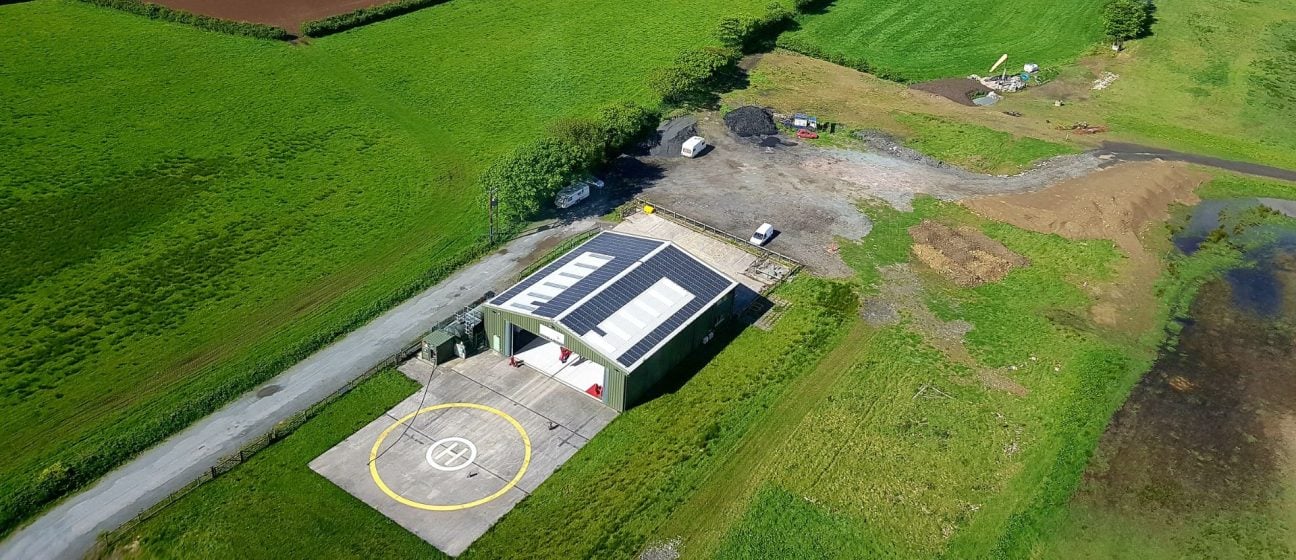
(614, 114), (1113, 276)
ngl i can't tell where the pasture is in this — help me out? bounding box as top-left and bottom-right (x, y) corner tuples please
(1000, 0), (1296, 170)
(0, 0), (779, 532)
(91, 369), (442, 558)
(778, 0), (1107, 82)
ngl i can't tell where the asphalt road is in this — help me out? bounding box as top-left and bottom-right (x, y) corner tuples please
(0, 219), (598, 560)
(1098, 142), (1296, 183)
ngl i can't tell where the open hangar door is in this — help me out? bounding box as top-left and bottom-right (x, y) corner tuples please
(508, 323), (607, 400)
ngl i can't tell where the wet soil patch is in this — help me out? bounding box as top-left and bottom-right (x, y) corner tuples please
(1076, 257), (1296, 513)
(909, 78), (992, 106)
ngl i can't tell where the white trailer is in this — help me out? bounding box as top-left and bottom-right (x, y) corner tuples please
(555, 182), (590, 209)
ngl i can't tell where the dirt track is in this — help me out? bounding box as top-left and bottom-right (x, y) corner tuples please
(153, 0), (391, 33)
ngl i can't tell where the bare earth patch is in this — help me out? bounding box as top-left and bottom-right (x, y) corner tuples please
(909, 78), (992, 107)
(909, 220), (1028, 287)
(963, 161), (1212, 332)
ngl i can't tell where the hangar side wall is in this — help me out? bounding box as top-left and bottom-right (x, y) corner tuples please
(621, 289), (734, 409)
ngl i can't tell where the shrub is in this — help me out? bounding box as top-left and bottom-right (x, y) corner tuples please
(481, 102), (659, 228)
(301, 0), (449, 37)
(648, 46), (743, 105)
(1103, 0), (1154, 42)
(78, 0), (288, 39)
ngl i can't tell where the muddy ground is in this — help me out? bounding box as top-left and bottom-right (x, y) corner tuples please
(152, 0), (390, 34)
(1063, 257), (1296, 555)
(909, 78), (992, 107)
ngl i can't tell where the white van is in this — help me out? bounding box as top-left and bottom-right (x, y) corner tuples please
(681, 136), (707, 158)
(749, 223), (774, 246)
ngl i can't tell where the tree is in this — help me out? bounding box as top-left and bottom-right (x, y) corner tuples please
(1103, 0), (1153, 43)
(596, 102), (658, 154)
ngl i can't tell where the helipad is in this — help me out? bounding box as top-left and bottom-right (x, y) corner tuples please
(310, 353), (616, 556)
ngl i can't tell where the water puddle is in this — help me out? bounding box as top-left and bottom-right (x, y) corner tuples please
(1173, 198), (1296, 316)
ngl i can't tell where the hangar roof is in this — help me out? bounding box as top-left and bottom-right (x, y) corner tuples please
(487, 231), (737, 371)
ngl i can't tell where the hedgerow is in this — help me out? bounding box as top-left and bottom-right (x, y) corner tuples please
(301, 0), (450, 37)
(483, 102), (658, 228)
(78, 0), (288, 39)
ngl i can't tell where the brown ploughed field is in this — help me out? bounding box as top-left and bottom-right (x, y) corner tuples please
(152, 0), (392, 34)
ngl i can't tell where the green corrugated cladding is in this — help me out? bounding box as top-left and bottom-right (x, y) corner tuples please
(623, 290), (733, 407)
(422, 330), (457, 364)
(482, 289), (734, 411)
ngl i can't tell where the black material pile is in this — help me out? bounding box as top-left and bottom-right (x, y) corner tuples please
(724, 106), (777, 137)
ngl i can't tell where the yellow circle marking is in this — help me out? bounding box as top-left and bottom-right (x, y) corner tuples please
(369, 402), (531, 511)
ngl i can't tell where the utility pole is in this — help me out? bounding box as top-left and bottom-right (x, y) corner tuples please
(488, 190), (498, 244)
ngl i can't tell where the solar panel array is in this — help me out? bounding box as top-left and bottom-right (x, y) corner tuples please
(488, 231), (737, 372)
(562, 245), (733, 368)
(489, 232), (663, 318)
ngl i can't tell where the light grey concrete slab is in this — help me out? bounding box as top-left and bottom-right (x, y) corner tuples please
(313, 354), (616, 557)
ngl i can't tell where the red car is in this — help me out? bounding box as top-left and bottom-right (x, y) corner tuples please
(796, 129), (819, 139)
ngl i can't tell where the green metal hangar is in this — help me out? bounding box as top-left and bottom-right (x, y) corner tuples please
(483, 232), (738, 411)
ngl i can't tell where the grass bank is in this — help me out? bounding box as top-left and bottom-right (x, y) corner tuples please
(724, 52), (1081, 175)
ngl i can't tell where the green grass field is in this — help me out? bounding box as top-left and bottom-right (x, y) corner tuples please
(0, 0), (781, 532)
(980, 0), (1296, 171)
(772, 0), (1296, 171)
(778, 0), (1106, 81)
(1068, 0), (1296, 169)
(893, 113), (1076, 174)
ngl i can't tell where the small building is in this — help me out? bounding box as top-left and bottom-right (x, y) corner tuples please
(482, 231), (738, 411)
(791, 113), (818, 130)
